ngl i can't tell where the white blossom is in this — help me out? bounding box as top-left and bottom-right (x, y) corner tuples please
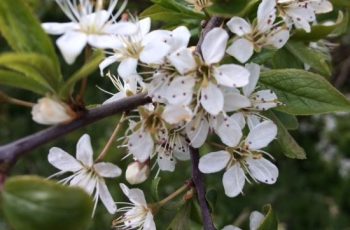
(113, 183), (156, 230)
(199, 120), (279, 197)
(42, 0), (135, 64)
(31, 97), (75, 125)
(222, 211), (265, 230)
(125, 161), (150, 185)
(48, 134), (121, 215)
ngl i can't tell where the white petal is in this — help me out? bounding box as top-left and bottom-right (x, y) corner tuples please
(198, 151), (231, 173)
(162, 105), (193, 124)
(99, 55), (119, 76)
(257, 0), (277, 33)
(222, 225), (242, 230)
(88, 34), (120, 49)
(157, 149), (176, 172)
(214, 64), (250, 88)
(226, 17), (252, 36)
(140, 40), (170, 64)
(143, 212), (156, 230)
(247, 114), (262, 130)
(128, 130), (154, 162)
(186, 116), (210, 148)
(119, 183), (147, 206)
(246, 157), (278, 184)
(266, 29), (289, 49)
(118, 58), (138, 78)
(224, 92), (251, 112)
(173, 137), (190, 161)
(76, 134), (94, 167)
(168, 48), (196, 75)
(103, 92), (125, 104)
(169, 26), (191, 51)
(103, 21), (138, 35)
(231, 112), (246, 129)
(138, 17), (151, 36)
(246, 120), (277, 150)
(217, 117), (243, 147)
(243, 63), (260, 97)
(48, 147), (82, 172)
(223, 164), (245, 197)
(70, 171), (96, 195)
(226, 38), (254, 64)
(98, 180), (117, 214)
(165, 76), (195, 105)
(201, 82), (224, 115)
(42, 22), (78, 35)
(249, 211), (265, 230)
(311, 0), (333, 14)
(202, 28), (229, 65)
(56, 31), (87, 64)
(94, 162), (122, 178)
(251, 90), (278, 111)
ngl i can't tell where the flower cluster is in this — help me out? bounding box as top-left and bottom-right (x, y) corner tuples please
(41, 0), (334, 228)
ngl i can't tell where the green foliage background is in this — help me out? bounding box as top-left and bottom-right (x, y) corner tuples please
(1, 0), (350, 229)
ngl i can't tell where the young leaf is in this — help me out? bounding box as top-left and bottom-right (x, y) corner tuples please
(2, 176), (93, 230)
(0, 70), (49, 95)
(60, 50), (105, 98)
(151, 177), (161, 202)
(207, 0), (259, 18)
(167, 202), (192, 230)
(286, 42), (332, 77)
(0, 0), (61, 78)
(272, 48), (304, 69)
(273, 110), (299, 130)
(0, 53), (61, 91)
(264, 111), (306, 159)
(258, 204), (278, 230)
(260, 69), (350, 115)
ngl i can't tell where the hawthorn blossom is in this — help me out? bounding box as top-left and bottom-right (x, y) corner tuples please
(43, 0), (135, 64)
(199, 120), (279, 197)
(102, 73), (138, 104)
(222, 211), (265, 230)
(277, 0), (333, 32)
(31, 97), (75, 125)
(226, 0), (289, 63)
(48, 134), (121, 214)
(125, 161), (150, 185)
(113, 183), (155, 230)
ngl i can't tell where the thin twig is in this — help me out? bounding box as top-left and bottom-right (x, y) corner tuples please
(0, 93), (152, 173)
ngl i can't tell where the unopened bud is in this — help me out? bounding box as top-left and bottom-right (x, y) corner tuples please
(31, 97), (75, 125)
(125, 161), (150, 185)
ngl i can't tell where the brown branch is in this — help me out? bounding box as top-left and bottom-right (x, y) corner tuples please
(190, 16), (224, 230)
(0, 93), (152, 173)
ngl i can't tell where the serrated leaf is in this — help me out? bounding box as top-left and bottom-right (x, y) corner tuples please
(260, 69), (350, 115)
(207, 0), (259, 18)
(264, 111), (306, 159)
(60, 50), (104, 98)
(2, 176), (93, 230)
(258, 204), (278, 230)
(286, 42), (331, 77)
(0, 70), (48, 95)
(167, 202), (192, 230)
(151, 177), (161, 202)
(0, 0), (60, 78)
(0, 53), (61, 92)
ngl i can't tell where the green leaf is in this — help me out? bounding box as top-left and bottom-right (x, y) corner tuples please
(286, 42), (331, 77)
(0, 70), (48, 95)
(273, 110), (299, 130)
(151, 0), (204, 19)
(2, 176), (93, 230)
(258, 204), (278, 230)
(0, 0), (61, 78)
(60, 50), (105, 98)
(151, 177), (161, 202)
(264, 111), (306, 159)
(272, 48), (304, 69)
(260, 69), (350, 115)
(0, 53), (61, 91)
(292, 11), (347, 41)
(207, 0), (259, 18)
(167, 202), (192, 230)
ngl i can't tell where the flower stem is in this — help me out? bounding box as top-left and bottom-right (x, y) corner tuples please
(1, 91), (34, 108)
(157, 182), (191, 207)
(95, 112), (126, 162)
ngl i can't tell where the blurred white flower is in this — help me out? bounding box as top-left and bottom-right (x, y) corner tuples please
(31, 97), (75, 125)
(125, 161), (150, 185)
(113, 183), (156, 230)
(222, 211), (265, 230)
(199, 120), (279, 197)
(48, 134), (122, 215)
(42, 0), (135, 64)
(226, 0), (289, 63)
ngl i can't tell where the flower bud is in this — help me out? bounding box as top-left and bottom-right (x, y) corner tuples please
(31, 97), (75, 125)
(125, 161), (150, 185)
